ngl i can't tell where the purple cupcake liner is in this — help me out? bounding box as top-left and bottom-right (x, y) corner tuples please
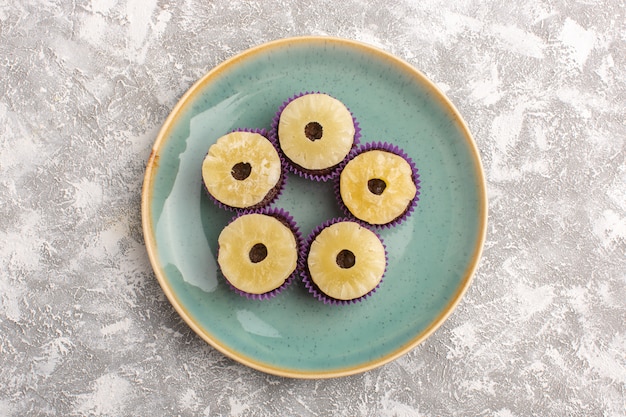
(334, 141), (421, 229)
(300, 218), (387, 305)
(219, 207), (303, 300)
(202, 127), (288, 212)
(270, 92), (362, 182)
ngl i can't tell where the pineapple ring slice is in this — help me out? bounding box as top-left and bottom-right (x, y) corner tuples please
(307, 221), (386, 301)
(202, 131), (282, 208)
(218, 213), (298, 295)
(278, 94), (355, 171)
(340, 150), (417, 225)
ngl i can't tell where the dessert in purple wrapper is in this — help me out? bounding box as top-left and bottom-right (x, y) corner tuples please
(337, 142), (420, 228)
(301, 218), (386, 305)
(271, 92), (360, 181)
(217, 208), (302, 300)
(202, 128), (285, 211)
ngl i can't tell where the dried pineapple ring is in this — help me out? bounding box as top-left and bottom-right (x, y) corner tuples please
(202, 131), (282, 209)
(218, 213), (298, 295)
(277, 93), (355, 171)
(340, 150), (417, 225)
(307, 221), (386, 301)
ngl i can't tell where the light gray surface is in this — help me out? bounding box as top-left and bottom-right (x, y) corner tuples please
(1, 1), (624, 415)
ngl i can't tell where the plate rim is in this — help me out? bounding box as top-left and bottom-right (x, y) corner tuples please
(141, 36), (488, 379)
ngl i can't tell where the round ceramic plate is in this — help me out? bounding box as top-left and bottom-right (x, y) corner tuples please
(142, 37), (487, 379)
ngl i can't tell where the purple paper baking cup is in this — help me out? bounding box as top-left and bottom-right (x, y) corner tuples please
(202, 128), (288, 212)
(219, 207), (303, 300)
(300, 218), (387, 305)
(334, 142), (421, 229)
(270, 92), (361, 182)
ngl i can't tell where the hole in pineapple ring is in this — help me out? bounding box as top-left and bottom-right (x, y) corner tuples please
(249, 243), (268, 263)
(231, 162), (252, 181)
(336, 249), (356, 269)
(304, 121), (323, 142)
(367, 178), (387, 195)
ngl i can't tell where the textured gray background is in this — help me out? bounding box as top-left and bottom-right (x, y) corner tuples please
(1, 0), (624, 416)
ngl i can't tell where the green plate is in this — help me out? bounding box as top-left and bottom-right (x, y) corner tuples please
(142, 37), (487, 379)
